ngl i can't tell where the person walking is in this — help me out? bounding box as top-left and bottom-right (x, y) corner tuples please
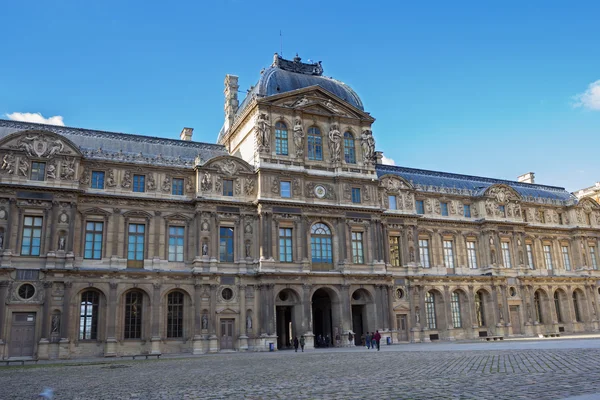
(374, 330), (381, 351)
(371, 332), (377, 350)
(365, 332), (371, 349)
(299, 335), (305, 352)
(293, 336), (299, 352)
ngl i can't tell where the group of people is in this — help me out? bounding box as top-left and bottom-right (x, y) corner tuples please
(363, 330), (382, 351)
(292, 335), (306, 352)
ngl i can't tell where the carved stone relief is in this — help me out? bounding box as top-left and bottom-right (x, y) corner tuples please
(256, 113), (271, 153)
(121, 170), (132, 188)
(60, 157), (76, 180)
(201, 172), (212, 192)
(360, 129), (375, 165)
(1, 153), (16, 175)
(328, 123), (342, 163)
(147, 173), (156, 191)
(293, 118), (304, 158)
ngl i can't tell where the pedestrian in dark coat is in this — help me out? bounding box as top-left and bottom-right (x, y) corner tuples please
(293, 336), (299, 352)
(374, 330), (382, 351)
(299, 335), (305, 352)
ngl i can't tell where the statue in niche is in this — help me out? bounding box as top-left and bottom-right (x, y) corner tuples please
(121, 170), (132, 188)
(51, 314), (61, 334)
(293, 118), (304, 158)
(498, 304), (504, 321)
(201, 220), (209, 231)
(491, 250), (497, 264)
(246, 315), (252, 331)
(519, 250), (524, 265)
(360, 129), (375, 164)
(18, 158), (29, 177)
(245, 241), (252, 258)
(415, 307), (420, 324)
(58, 236), (66, 251)
(409, 247), (415, 262)
(201, 172), (212, 191)
(202, 242), (208, 256)
(245, 223), (252, 234)
(328, 123), (342, 163)
(0, 233), (4, 249)
(202, 314), (208, 330)
(256, 113), (271, 152)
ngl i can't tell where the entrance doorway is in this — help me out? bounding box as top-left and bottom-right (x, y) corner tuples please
(510, 306), (521, 335)
(396, 314), (408, 341)
(9, 312), (36, 358)
(312, 289), (333, 347)
(352, 305), (365, 346)
(276, 306), (293, 349)
(220, 319), (234, 350)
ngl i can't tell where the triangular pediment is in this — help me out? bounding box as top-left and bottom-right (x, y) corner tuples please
(262, 86), (374, 121)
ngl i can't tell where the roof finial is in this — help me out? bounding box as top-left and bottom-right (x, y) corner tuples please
(294, 53), (301, 63)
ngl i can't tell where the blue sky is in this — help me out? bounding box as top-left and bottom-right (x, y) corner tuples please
(1, 0), (599, 192)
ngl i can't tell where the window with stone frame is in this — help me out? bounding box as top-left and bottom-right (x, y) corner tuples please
(590, 245), (598, 270)
(133, 174), (145, 193)
(561, 245), (571, 271)
(450, 291), (462, 328)
(425, 291), (437, 330)
(91, 171), (105, 189)
(280, 181), (291, 198)
(343, 132), (356, 164)
(30, 161), (46, 181)
(351, 188), (361, 204)
(573, 291), (583, 322)
(526, 243), (535, 269)
(84, 221), (104, 260)
(166, 291), (184, 338)
(554, 291), (563, 323)
(311, 223), (332, 267)
(307, 126), (323, 161)
(463, 204), (471, 218)
(79, 290), (99, 340)
(467, 240), (478, 269)
(388, 195), (397, 210)
(21, 216), (43, 256)
(124, 290), (143, 339)
(219, 227), (235, 262)
(222, 179), (234, 196)
(475, 291), (486, 326)
(171, 178), (184, 196)
(416, 200), (425, 215)
(543, 244), (553, 270)
(168, 226), (185, 262)
(275, 122), (289, 155)
(279, 227), (293, 262)
(389, 236), (401, 267)
(419, 238), (430, 268)
(534, 291), (543, 323)
(127, 223), (145, 268)
(440, 202), (449, 216)
(442, 239), (455, 268)
(501, 241), (512, 268)
(351, 231), (364, 264)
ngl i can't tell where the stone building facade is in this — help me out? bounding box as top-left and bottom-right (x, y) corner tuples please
(1, 54), (600, 360)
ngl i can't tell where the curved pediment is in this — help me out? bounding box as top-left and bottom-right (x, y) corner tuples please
(202, 155), (254, 176)
(379, 174), (414, 192)
(483, 184), (521, 204)
(0, 130), (82, 158)
(578, 197), (600, 212)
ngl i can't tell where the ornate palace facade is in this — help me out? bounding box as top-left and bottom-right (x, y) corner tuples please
(1, 54), (600, 359)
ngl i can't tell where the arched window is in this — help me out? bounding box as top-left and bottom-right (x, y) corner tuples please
(343, 132), (356, 164)
(573, 291), (582, 322)
(311, 223), (332, 269)
(534, 291), (543, 323)
(167, 291), (184, 338)
(124, 290), (143, 339)
(307, 127), (323, 161)
(450, 291), (462, 328)
(275, 122), (288, 155)
(475, 291), (486, 327)
(425, 291), (437, 329)
(554, 291), (563, 323)
(79, 290), (99, 340)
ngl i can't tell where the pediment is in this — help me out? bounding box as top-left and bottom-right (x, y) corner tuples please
(578, 197), (600, 211)
(80, 207), (111, 217)
(164, 212), (191, 222)
(202, 155), (253, 176)
(0, 130), (82, 158)
(263, 86), (374, 121)
(378, 174), (414, 191)
(122, 210), (153, 220)
(216, 307), (238, 314)
(393, 304), (410, 312)
(483, 184), (521, 204)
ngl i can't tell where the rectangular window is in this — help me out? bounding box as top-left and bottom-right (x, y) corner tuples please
(30, 161), (46, 181)
(501, 242), (512, 268)
(172, 178), (184, 195)
(558, 213), (564, 225)
(467, 241), (478, 269)
(91, 171), (105, 189)
(419, 239), (430, 268)
(416, 200), (424, 215)
(275, 123), (289, 155)
(561, 246), (571, 271)
(450, 292), (462, 328)
(280, 181), (291, 198)
(539, 210), (546, 224)
(443, 240), (454, 268)
(440, 202), (449, 216)
(388, 195), (397, 210)
(351, 232), (364, 264)
(133, 175), (145, 193)
(463, 205), (471, 218)
(127, 224), (145, 267)
(389, 236), (401, 267)
(279, 228), (293, 262)
(591, 246), (598, 270)
(168, 226), (185, 262)
(543, 244), (553, 270)
(307, 127), (323, 161)
(219, 227), (234, 262)
(84, 221), (104, 260)
(526, 243), (535, 269)
(223, 179), (233, 196)
(499, 205), (506, 217)
(351, 188), (361, 204)
(21, 216), (43, 256)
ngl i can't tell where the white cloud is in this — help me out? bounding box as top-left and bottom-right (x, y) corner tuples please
(5, 112), (65, 126)
(381, 155), (396, 165)
(574, 80), (600, 110)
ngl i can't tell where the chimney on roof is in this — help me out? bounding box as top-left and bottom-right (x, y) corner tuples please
(223, 74), (239, 134)
(180, 127), (193, 141)
(518, 172), (535, 184)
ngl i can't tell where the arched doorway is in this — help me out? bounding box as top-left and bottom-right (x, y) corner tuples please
(350, 288), (373, 346)
(275, 288), (300, 350)
(311, 223), (333, 271)
(312, 288), (334, 347)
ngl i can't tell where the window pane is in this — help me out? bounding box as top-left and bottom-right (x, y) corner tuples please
(280, 181), (291, 198)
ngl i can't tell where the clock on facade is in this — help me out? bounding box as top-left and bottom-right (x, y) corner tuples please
(314, 185), (326, 199)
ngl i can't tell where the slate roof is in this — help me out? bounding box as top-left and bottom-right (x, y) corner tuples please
(376, 164), (577, 205)
(0, 119), (228, 168)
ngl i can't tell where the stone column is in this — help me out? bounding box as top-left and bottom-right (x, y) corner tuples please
(382, 224), (390, 265)
(257, 285), (265, 335)
(111, 209), (121, 258)
(302, 284), (314, 348)
(238, 284), (248, 351)
(467, 285), (478, 338)
(57, 282), (72, 359)
(211, 213), (218, 262)
(4, 199), (17, 253)
(585, 284), (597, 329)
(444, 286), (455, 340)
(267, 284), (275, 335)
(37, 282), (53, 359)
(338, 219), (347, 264)
(501, 285), (511, 332)
(150, 283), (162, 354)
(387, 284), (395, 333)
(373, 285), (382, 330)
(491, 285), (501, 329)
(192, 283), (204, 354)
(104, 282), (118, 356)
(208, 284), (218, 352)
(419, 286), (428, 341)
(407, 284), (420, 342)
(0, 281), (8, 341)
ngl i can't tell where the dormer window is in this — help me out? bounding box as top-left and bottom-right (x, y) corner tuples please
(275, 122), (288, 155)
(307, 127), (322, 161)
(343, 132), (356, 164)
(223, 179), (234, 196)
(30, 162), (46, 181)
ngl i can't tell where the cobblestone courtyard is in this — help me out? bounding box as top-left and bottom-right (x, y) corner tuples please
(3, 339), (600, 399)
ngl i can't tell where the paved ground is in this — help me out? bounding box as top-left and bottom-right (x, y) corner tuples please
(3, 339), (600, 399)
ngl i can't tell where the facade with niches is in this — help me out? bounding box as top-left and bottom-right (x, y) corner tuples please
(1, 54), (600, 360)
